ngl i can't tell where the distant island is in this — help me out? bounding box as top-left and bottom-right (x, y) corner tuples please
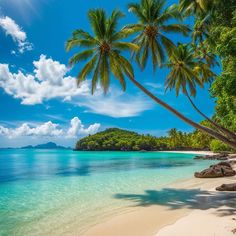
(21, 142), (71, 150)
(75, 128), (210, 151)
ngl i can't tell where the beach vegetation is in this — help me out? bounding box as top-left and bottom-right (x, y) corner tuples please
(67, 0), (236, 149)
(75, 128), (214, 151)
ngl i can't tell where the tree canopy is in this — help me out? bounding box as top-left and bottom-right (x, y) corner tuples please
(67, 0), (236, 150)
(75, 127), (214, 151)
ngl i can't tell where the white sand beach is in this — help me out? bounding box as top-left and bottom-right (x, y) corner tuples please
(160, 150), (216, 155)
(84, 151), (236, 236)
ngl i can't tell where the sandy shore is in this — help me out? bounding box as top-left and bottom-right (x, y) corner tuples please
(159, 150), (216, 155)
(83, 152), (236, 236)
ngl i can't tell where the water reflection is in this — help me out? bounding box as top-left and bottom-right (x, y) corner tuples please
(0, 150), (195, 183)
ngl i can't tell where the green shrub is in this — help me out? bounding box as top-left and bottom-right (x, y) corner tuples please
(210, 139), (230, 152)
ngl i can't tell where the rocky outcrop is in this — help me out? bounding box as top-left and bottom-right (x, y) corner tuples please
(194, 153), (229, 161)
(216, 183), (236, 191)
(194, 162), (236, 178)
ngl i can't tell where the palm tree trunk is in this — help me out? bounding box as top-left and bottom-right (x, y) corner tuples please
(185, 91), (236, 141)
(128, 76), (236, 149)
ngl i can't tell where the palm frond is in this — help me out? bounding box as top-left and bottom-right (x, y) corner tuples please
(69, 49), (95, 65)
(113, 42), (139, 51)
(91, 55), (101, 94)
(106, 10), (125, 40)
(88, 9), (106, 39)
(77, 54), (98, 85)
(127, 2), (148, 23)
(157, 4), (183, 23)
(100, 53), (110, 93)
(160, 34), (176, 57)
(109, 53), (126, 91)
(161, 24), (190, 36)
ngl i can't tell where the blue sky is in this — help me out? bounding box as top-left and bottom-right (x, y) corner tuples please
(0, 0), (216, 148)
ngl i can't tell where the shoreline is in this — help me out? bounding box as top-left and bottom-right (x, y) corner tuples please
(158, 150), (216, 155)
(83, 153), (236, 236)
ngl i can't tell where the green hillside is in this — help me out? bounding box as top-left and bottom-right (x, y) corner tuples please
(75, 128), (161, 151)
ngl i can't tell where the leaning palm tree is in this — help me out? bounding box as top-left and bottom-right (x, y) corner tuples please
(165, 44), (236, 141)
(66, 9), (236, 149)
(126, 0), (190, 70)
(66, 9), (139, 94)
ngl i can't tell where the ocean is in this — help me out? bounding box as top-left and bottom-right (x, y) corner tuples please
(0, 149), (215, 235)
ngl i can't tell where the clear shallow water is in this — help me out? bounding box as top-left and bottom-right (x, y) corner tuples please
(0, 150), (215, 236)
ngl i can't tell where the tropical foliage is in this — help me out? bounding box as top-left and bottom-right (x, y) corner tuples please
(126, 0), (189, 70)
(164, 43), (213, 97)
(67, 0), (236, 150)
(207, 0), (236, 133)
(75, 127), (223, 151)
(66, 9), (137, 94)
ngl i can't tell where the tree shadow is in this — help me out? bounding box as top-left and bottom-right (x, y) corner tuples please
(114, 188), (236, 217)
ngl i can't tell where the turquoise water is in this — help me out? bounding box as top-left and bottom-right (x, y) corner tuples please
(0, 150), (215, 236)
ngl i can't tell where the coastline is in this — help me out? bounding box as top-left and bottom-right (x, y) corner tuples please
(83, 151), (236, 236)
(158, 150), (216, 155)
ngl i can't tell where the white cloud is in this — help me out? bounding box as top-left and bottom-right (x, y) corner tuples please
(33, 55), (67, 85)
(0, 117), (100, 139)
(0, 16), (33, 53)
(0, 55), (152, 117)
(0, 55), (89, 105)
(79, 94), (152, 118)
(67, 117), (100, 138)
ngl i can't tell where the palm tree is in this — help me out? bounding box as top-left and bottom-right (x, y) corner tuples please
(192, 17), (209, 44)
(168, 128), (179, 148)
(190, 15), (218, 68)
(165, 43), (236, 141)
(192, 44), (219, 68)
(66, 9), (139, 94)
(66, 9), (236, 149)
(126, 0), (190, 71)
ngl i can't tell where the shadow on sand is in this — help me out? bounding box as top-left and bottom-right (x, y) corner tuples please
(114, 188), (236, 217)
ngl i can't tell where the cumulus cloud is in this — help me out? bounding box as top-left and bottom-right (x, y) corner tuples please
(0, 55), (89, 105)
(0, 16), (33, 53)
(33, 55), (67, 85)
(67, 117), (100, 138)
(0, 117), (100, 139)
(0, 55), (152, 117)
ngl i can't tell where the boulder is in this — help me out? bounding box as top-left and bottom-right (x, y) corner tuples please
(194, 162), (236, 178)
(216, 183), (236, 191)
(211, 161), (231, 168)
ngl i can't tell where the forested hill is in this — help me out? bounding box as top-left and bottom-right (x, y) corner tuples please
(75, 127), (215, 151)
(75, 128), (160, 151)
